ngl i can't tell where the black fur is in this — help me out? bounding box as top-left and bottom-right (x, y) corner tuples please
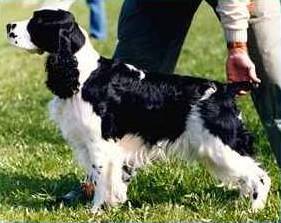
(27, 10), (85, 54)
(198, 84), (254, 156)
(82, 58), (254, 156)
(45, 51), (80, 99)
(27, 10), (85, 99)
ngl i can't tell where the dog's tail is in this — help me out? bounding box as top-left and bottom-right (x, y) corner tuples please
(226, 81), (259, 97)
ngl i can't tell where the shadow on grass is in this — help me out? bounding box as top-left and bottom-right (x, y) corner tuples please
(128, 183), (239, 211)
(126, 166), (240, 211)
(0, 170), (82, 210)
(0, 167), (240, 212)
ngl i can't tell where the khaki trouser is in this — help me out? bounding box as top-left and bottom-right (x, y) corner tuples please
(114, 0), (281, 167)
(248, 0), (281, 166)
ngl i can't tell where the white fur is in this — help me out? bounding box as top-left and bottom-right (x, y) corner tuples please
(7, 20), (38, 51)
(49, 93), (128, 209)
(185, 105), (270, 211)
(199, 85), (217, 101)
(125, 64), (146, 80)
(275, 119), (281, 131)
(76, 28), (100, 85)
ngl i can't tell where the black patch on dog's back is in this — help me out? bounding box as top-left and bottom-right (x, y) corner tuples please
(82, 58), (254, 156)
(82, 58), (215, 145)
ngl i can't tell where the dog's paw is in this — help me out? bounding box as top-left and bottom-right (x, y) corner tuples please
(251, 197), (266, 212)
(250, 172), (271, 211)
(112, 181), (128, 204)
(90, 205), (104, 215)
(55, 186), (83, 205)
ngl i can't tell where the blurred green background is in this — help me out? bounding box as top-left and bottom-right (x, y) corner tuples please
(0, 1), (280, 222)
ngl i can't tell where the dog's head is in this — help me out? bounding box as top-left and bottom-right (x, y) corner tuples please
(6, 8), (85, 54)
(6, 3), (88, 99)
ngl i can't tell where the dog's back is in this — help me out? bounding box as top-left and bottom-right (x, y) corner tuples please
(82, 57), (254, 157)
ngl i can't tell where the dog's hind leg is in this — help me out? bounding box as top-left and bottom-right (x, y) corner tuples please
(198, 137), (271, 211)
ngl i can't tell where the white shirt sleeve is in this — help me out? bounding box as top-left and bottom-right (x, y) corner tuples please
(217, 0), (250, 42)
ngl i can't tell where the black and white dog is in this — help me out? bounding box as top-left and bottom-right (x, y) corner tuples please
(6, 3), (270, 213)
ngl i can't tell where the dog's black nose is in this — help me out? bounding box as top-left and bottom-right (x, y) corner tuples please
(6, 23), (16, 33)
(6, 23), (12, 33)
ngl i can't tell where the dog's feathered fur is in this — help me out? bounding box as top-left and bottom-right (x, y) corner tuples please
(46, 47), (80, 98)
(6, 8), (270, 213)
(82, 58), (254, 156)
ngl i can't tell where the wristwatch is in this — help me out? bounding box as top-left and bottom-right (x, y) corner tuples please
(227, 42), (248, 51)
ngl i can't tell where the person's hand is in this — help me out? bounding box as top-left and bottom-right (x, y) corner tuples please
(226, 42), (261, 95)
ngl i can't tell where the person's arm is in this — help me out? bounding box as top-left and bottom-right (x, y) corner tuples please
(217, 0), (260, 87)
(217, 0), (250, 42)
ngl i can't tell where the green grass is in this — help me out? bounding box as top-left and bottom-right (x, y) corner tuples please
(0, 1), (280, 222)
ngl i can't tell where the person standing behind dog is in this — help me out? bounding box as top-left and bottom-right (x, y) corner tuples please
(87, 0), (107, 39)
(113, 0), (281, 168)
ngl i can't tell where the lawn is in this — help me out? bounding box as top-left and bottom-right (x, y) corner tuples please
(0, 1), (280, 222)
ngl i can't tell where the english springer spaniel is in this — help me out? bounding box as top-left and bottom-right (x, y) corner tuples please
(6, 4), (270, 213)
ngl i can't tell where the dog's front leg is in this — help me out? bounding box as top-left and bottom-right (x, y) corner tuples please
(90, 164), (106, 213)
(89, 141), (128, 213)
(90, 163), (128, 213)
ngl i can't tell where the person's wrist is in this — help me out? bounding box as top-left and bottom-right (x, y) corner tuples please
(227, 42), (248, 54)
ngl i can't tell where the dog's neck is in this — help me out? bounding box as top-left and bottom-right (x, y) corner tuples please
(45, 30), (100, 99)
(74, 32), (100, 86)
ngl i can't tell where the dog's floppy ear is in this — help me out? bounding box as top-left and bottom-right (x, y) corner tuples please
(45, 43), (80, 98)
(58, 26), (72, 54)
(39, 0), (75, 11)
(57, 17), (85, 54)
(45, 19), (80, 99)
(28, 10), (85, 53)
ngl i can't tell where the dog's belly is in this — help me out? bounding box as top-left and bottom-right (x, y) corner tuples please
(115, 127), (200, 168)
(48, 95), (102, 171)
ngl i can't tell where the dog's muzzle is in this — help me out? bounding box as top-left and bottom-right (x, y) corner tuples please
(6, 23), (17, 38)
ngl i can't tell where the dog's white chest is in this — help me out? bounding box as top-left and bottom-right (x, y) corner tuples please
(48, 95), (102, 156)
